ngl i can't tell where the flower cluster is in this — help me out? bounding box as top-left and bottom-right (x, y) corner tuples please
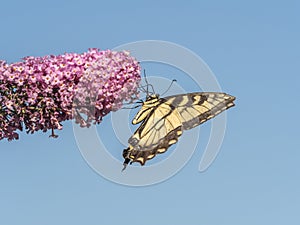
(0, 49), (141, 141)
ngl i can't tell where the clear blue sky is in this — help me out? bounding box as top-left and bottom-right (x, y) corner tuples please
(1, 0), (299, 224)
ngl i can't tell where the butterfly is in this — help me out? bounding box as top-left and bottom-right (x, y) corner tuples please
(122, 78), (236, 171)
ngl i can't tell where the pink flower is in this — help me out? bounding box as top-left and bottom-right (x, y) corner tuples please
(16, 77), (25, 86)
(27, 91), (38, 105)
(43, 74), (53, 84)
(0, 49), (141, 141)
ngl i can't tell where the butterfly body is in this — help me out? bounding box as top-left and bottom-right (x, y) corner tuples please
(122, 92), (235, 170)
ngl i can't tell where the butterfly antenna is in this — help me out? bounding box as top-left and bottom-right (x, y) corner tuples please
(143, 69), (149, 96)
(149, 84), (155, 95)
(161, 79), (177, 96)
(143, 70), (155, 96)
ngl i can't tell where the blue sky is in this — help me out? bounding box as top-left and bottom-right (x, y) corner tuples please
(0, 0), (299, 224)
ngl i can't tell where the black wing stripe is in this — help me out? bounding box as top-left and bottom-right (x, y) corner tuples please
(137, 100), (174, 138)
(129, 126), (182, 165)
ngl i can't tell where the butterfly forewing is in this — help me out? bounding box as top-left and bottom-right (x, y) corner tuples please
(164, 92), (236, 130)
(132, 95), (161, 125)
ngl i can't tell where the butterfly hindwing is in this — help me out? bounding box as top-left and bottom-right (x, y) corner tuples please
(122, 92), (235, 168)
(124, 97), (183, 165)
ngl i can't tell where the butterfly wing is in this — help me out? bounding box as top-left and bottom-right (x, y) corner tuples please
(123, 98), (183, 166)
(163, 92), (236, 130)
(123, 92), (235, 168)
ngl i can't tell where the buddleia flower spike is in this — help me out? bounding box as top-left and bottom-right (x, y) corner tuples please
(0, 49), (141, 141)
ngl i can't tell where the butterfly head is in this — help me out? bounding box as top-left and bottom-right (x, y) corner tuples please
(146, 94), (160, 101)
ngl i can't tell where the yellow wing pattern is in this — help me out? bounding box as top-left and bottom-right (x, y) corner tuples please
(163, 92), (235, 130)
(122, 92), (235, 169)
